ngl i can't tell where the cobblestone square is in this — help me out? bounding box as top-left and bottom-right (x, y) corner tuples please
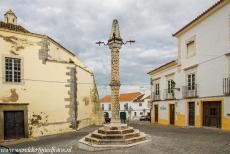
(5, 121), (230, 154)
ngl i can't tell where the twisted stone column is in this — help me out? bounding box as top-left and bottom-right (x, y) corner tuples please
(108, 19), (122, 125)
(110, 48), (120, 123)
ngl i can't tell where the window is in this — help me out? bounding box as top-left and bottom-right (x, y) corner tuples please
(124, 103), (128, 110)
(228, 55), (230, 76)
(108, 104), (111, 111)
(140, 112), (143, 115)
(155, 83), (160, 95)
(5, 57), (21, 83)
(134, 112), (137, 116)
(102, 104), (104, 110)
(167, 80), (175, 93)
(139, 103), (142, 107)
(187, 41), (196, 57)
(188, 73), (195, 90)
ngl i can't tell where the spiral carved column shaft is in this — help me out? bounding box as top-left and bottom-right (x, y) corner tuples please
(110, 48), (120, 123)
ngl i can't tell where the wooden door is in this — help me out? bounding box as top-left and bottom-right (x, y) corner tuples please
(4, 111), (25, 140)
(154, 105), (158, 123)
(203, 102), (221, 128)
(169, 104), (175, 125)
(188, 102), (195, 126)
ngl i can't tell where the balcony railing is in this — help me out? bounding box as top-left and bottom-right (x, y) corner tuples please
(182, 84), (198, 98)
(164, 89), (175, 100)
(152, 92), (161, 101)
(223, 77), (230, 96)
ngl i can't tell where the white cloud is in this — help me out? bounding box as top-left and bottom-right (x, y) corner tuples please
(0, 0), (218, 97)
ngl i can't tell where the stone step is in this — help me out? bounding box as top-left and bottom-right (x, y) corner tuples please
(85, 132), (147, 145)
(125, 133), (146, 144)
(98, 127), (135, 135)
(91, 130), (140, 139)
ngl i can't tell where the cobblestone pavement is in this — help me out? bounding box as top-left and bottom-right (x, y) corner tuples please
(5, 121), (230, 154)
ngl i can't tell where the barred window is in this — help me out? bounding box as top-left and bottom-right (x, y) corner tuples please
(5, 57), (21, 83)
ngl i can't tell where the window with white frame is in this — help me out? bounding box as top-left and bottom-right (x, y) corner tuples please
(187, 41), (196, 57)
(5, 57), (21, 83)
(167, 80), (175, 93)
(139, 103), (142, 107)
(155, 83), (160, 95)
(108, 104), (111, 111)
(102, 104), (104, 110)
(188, 73), (195, 90)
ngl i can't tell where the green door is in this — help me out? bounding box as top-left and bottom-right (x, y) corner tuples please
(120, 112), (126, 123)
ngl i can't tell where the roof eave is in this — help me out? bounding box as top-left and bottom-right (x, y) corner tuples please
(147, 60), (177, 75)
(172, 0), (229, 38)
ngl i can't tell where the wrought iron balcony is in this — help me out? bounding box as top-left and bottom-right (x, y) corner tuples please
(164, 89), (175, 100)
(182, 84), (198, 98)
(152, 92), (161, 101)
(223, 77), (230, 96)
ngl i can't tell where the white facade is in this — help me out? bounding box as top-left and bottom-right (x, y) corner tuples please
(100, 94), (151, 121)
(101, 102), (112, 118)
(149, 1), (230, 130)
(119, 98), (151, 120)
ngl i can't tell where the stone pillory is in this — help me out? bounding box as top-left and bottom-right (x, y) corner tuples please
(108, 19), (122, 124)
(78, 19), (151, 151)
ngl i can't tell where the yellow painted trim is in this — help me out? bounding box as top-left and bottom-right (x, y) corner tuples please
(196, 100), (203, 127)
(199, 97), (230, 130)
(168, 103), (175, 125)
(151, 104), (159, 124)
(158, 118), (169, 125)
(175, 113), (186, 127)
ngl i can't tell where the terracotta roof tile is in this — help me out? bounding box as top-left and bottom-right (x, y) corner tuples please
(100, 92), (142, 103)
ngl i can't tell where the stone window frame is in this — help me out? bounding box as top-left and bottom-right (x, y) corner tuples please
(228, 56), (230, 77)
(225, 53), (230, 77)
(185, 36), (196, 58)
(229, 15), (230, 42)
(165, 73), (175, 94)
(184, 65), (198, 88)
(152, 78), (161, 96)
(2, 55), (24, 85)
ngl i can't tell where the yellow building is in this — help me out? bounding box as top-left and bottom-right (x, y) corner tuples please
(148, 0), (230, 130)
(0, 10), (103, 141)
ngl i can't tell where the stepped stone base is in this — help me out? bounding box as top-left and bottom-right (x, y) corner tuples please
(78, 123), (151, 151)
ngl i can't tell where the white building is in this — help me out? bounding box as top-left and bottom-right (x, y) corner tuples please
(148, 0), (230, 130)
(100, 92), (151, 121)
